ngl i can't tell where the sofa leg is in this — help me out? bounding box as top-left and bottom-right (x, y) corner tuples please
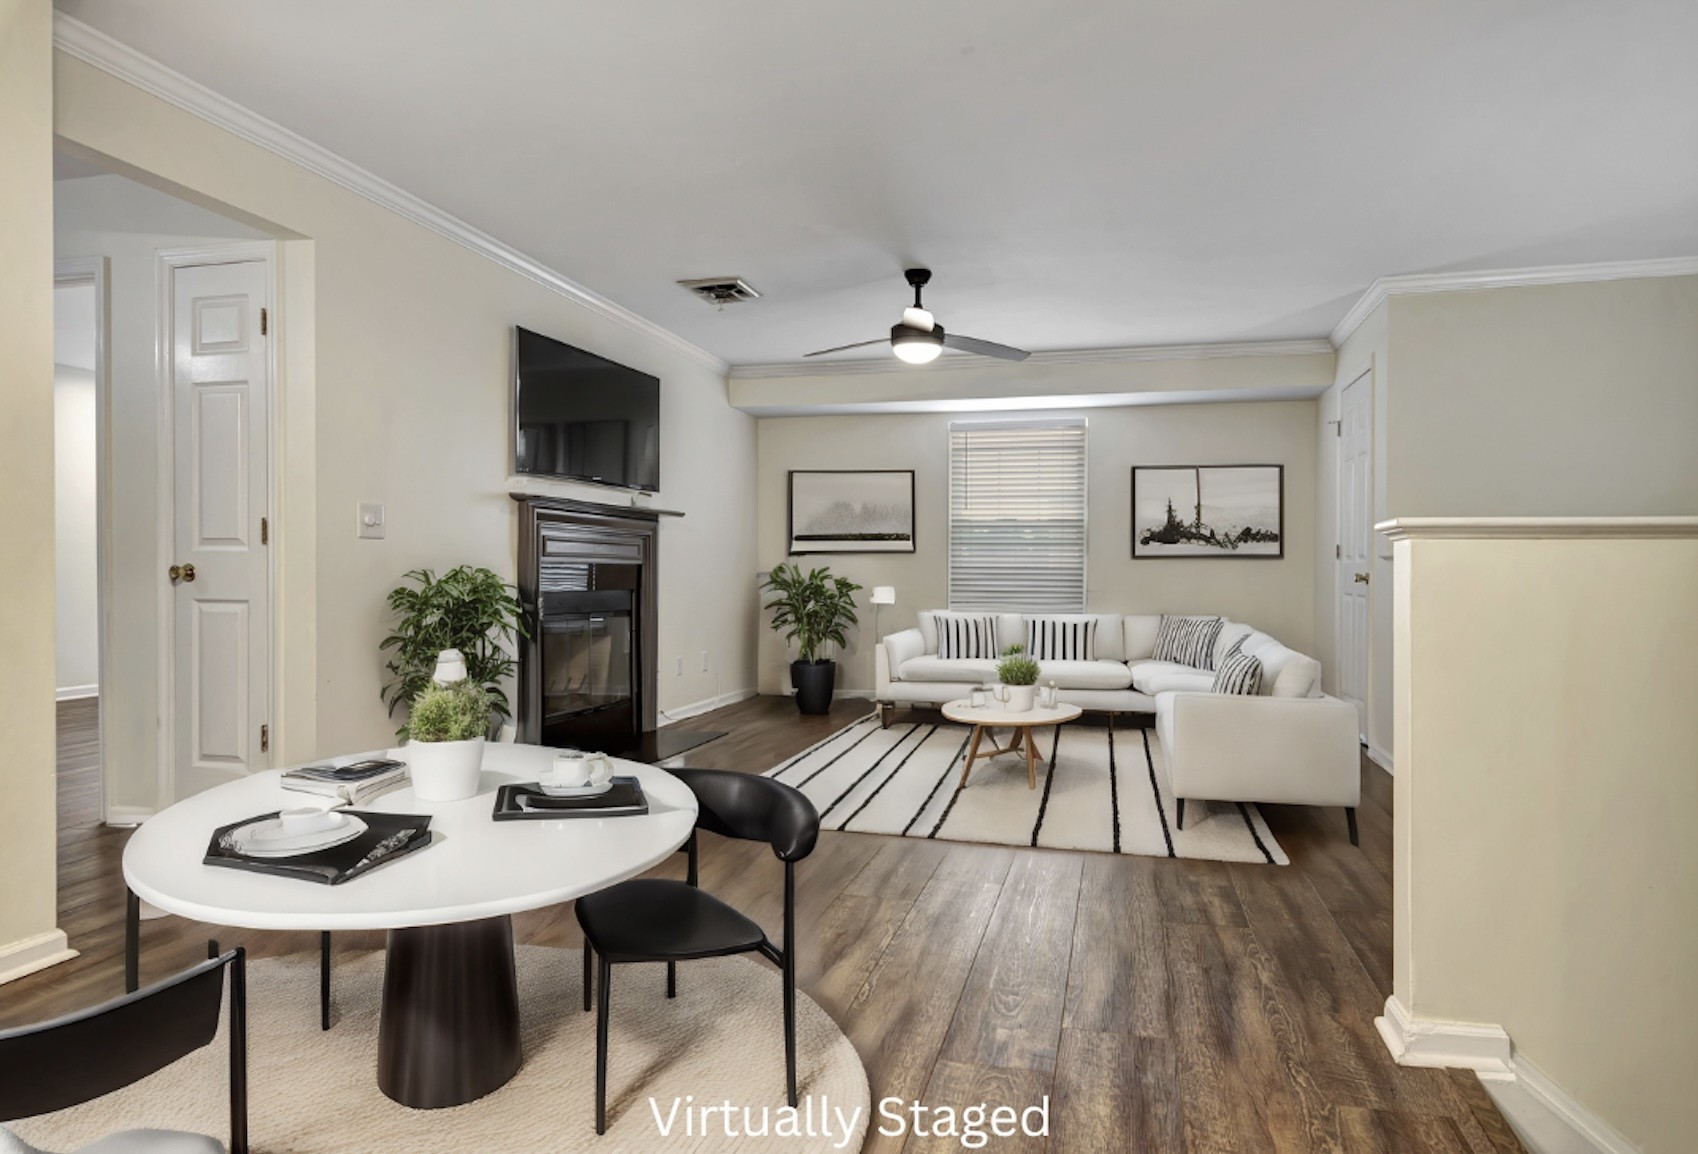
(879, 703), (892, 729)
(1175, 798), (1185, 831)
(1345, 807), (1359, 847)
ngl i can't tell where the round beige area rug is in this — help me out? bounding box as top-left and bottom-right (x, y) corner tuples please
(11, 947), (869, 1154)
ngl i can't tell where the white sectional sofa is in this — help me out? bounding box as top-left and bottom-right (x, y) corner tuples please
(875, 610), (1363, 843)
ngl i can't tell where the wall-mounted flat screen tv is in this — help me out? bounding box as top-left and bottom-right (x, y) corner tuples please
(512, 326), (660, 492)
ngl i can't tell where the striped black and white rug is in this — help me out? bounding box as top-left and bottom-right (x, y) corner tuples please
(763, 715), (1288, 865)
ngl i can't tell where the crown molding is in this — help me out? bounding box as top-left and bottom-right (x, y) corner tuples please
(1377, 516), (1698, 542)
(1331, 256), (1698, 348)
(51, 14), (729, 377)
(729, 338), (1333, 380)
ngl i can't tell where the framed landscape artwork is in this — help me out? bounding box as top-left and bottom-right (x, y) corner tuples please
(1131, 465), (1284, 558)
(788, 470), (917, 554)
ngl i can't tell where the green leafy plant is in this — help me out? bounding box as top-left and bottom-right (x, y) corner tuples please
(760, 562), (863, 664)
(407, 681), (492, 743)
(380, 566), (527, 732)
(996, 645), (1040, 686)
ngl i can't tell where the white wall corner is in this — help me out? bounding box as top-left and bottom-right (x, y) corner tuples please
(0, 929), (79, 986)
(1374, 996), (1514, 1078)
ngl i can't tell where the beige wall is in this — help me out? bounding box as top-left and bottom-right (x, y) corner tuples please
(0, 0), (63, 967)
(756, 394), (1321, 694)
(54, 363), (100, 693)
(55, 53), (757, 798)
(1391, 527), (1698, 1154)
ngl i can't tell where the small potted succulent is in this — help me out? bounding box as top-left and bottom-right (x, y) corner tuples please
(996, 644), (1041, 713)
(404, 678), (491, 802)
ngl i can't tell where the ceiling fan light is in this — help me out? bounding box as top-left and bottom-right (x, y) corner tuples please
(891, 321), (944, 364)
(893, 341), (942, 365)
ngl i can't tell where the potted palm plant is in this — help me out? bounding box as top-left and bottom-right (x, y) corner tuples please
(380, 565), (527, 738)
(761, 562), (862, 715)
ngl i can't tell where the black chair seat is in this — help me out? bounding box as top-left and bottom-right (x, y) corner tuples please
(576, 878), (766, 963)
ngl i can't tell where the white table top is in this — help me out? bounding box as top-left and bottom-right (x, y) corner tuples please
(122, 744), (698, 932)
(941, 699), (1084, 727)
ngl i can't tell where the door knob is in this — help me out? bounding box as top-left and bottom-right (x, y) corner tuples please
(1353, 572), (1370, 585)
(168, 563), (197, 583)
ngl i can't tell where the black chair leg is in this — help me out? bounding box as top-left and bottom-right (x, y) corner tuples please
(125, 887), (140, 994)
(1346, 807), (1359, 847)
(783, 962), (797, 1108)
(666, 960), (677, 999)
(595, 955), (612, 1135)
(582, 942), (593, 1013)
(320, 932), (332, 1030)
(1175, 798), (1185, 831)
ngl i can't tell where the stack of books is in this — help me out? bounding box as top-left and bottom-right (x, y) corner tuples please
(281, 758), (408, 805)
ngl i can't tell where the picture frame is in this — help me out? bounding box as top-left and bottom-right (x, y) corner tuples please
(788, 470), (916, 555)
(1131, 465), (1284, 559)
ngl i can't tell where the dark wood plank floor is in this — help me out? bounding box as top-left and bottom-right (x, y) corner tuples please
(5, 695), (1521, 1153)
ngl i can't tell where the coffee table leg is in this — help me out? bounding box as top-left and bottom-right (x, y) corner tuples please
(378, 914), (522, 1109)
(960, 725), (985, 786)
(1026, 727), (1039, 789)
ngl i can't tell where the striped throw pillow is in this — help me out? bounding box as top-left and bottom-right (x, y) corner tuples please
(1152, 615), (1224, 669)
(1026, 617), (1096, 661)
(936, 613), (999, 659)
(1211, 646), (1263, 695)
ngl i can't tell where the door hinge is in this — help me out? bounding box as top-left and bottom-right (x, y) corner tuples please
(1336, 544), (1342, 559)
(1336, 421), (1341, 437)
(260, 516), (268, 545)
(260, 307), (268, 336)
(260, 724), (269, 753)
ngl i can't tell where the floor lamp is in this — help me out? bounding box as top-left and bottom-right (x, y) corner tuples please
(869, 585), (897, 643)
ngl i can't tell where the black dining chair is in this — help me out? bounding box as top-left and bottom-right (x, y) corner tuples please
(574, 769), (819, 1135)
(0, 945), (247, 1154)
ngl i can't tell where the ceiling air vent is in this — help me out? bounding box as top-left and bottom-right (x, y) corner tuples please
(678, 276), (761, 306)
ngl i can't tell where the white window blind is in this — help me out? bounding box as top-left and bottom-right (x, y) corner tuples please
(948, 419), (1087, 613)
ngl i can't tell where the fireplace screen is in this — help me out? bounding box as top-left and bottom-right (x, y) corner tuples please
(542, 613), (633, 720)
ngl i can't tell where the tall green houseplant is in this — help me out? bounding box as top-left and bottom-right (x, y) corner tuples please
(380, 566), (528, 733)
(761, 562), (862, 715)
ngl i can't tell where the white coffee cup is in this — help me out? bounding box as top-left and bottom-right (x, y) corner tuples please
(279, 807), (344, 837)
(550, 750), (614, 789)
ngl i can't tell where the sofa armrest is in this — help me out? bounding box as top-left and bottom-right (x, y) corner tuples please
(1155, 691), (1361, 807)
(878, 628), (925, 695)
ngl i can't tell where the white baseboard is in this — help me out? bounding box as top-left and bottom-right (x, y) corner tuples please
(56, 684), (99, 701)
(1374, 996), (1513, 1077)
(1365, 742), (1394, 773)
(658, 688), (757, 726)
(104, 805), (155, 827)
(0, 929), (79, 986)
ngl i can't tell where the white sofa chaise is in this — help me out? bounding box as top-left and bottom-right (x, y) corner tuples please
(875, 610), (1362, 842)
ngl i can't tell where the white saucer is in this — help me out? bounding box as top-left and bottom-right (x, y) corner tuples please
(535, 779), (614, 798)
(231, 813), (368, 858)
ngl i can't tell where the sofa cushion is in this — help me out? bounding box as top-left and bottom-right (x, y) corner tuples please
(1152, 615), (1224, 668)
(899, 655), (1000, 684)
(1026, 616), (1098, 661)
(917, 610), (939, 654)
(1129, 659), (1215, 695)
(1034, 659), (1134, 691)
(1211, 647), (1263, 695)
(935, 613), (999, 659)
(1213, 621), (1254, 668)
(1237, 632), (1321, 697)
(1122, 615), (1161, 661)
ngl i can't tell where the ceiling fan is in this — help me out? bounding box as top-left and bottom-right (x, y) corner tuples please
(804, 268), (1031, 364)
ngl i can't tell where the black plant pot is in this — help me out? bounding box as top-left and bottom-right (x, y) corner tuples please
(790, 660), (837, 715)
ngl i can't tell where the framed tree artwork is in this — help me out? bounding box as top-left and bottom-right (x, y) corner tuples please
(788, 470), (917, 554)
(1131, 465), (1283, 558)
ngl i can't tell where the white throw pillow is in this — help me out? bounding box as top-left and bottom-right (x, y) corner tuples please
(1151, 615), (1224, 669)
(1026, 616), (1097, 661)
(934, 613), (999, 659)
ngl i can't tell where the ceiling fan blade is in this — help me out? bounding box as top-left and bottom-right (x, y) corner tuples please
(803, 338), (887, 357)
(943, 333), (1031, 362)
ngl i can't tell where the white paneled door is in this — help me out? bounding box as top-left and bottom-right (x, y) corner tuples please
(169, 259), (271, 799)
(1335, 370), (1372, 738)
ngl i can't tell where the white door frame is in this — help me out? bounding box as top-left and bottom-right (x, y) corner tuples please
(54, 256), (112, 823)
(155, 241), (279, 805)
(1334, 361), (1374, 745)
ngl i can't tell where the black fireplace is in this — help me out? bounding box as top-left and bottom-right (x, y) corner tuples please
(514, 497), (661, 748)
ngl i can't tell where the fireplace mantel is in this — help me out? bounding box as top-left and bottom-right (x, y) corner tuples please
(508, 492), (685, 519)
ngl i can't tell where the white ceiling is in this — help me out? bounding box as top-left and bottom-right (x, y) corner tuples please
(58, 1), (1698, 367)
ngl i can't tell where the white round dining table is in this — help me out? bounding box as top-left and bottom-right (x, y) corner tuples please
(122, 743), (698, 1109)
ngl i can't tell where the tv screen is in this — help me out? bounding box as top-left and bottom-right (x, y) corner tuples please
(512, 326), (660, 491)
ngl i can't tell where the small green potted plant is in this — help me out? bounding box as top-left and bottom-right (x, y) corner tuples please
(761, 562), (862, 715)
(996, 644), (1041, 713)
(405, 679), (491, 801)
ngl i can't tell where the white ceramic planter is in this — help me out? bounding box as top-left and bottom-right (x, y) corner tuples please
(1001, 684), (1038, 713)
(406, 737), (486, 802)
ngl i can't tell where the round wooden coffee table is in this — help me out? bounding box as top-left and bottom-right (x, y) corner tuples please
(942, 699), (1083, 789)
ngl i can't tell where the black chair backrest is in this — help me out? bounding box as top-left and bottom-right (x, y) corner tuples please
(0, 950), (237, 1119)
(672, 769), (820, 862)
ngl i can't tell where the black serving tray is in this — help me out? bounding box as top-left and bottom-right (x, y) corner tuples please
(492, 777), (648, 820)
(203, 810), (433, 885)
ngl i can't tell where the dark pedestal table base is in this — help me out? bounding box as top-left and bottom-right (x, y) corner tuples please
(377, 915), (522, 1109)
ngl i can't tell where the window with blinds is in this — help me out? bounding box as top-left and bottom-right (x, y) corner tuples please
(948, 419), (1087, 612)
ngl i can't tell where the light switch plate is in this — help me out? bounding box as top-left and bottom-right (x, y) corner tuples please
(357, 502), (385, 539)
